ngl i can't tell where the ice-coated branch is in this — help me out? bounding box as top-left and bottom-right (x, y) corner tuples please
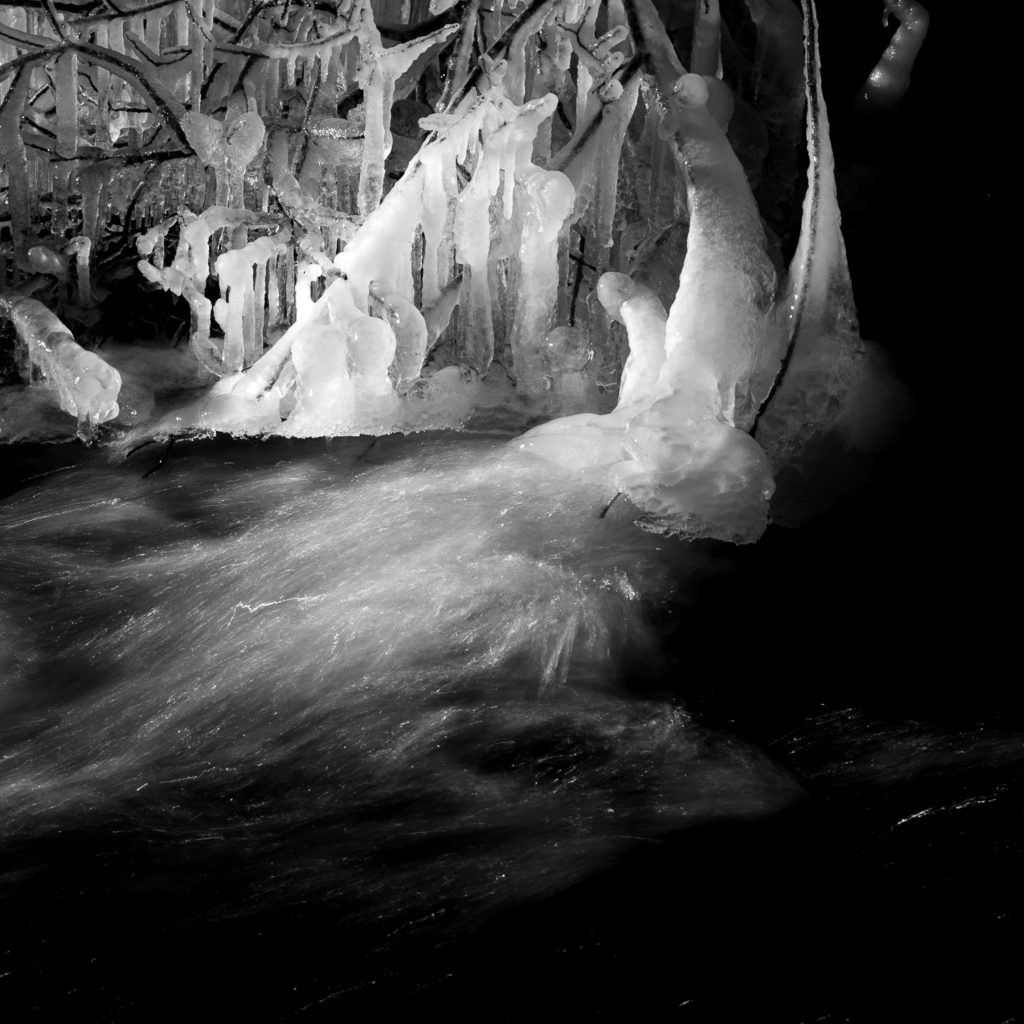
(625, 0), (684, 86)
(441, 0), (558, 114)
(436, 0), (479, 110)
(0, 291), (121, 431)
(355, 14), (459, 215)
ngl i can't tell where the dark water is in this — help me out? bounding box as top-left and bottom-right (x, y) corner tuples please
(0, 430), (1019, 1022)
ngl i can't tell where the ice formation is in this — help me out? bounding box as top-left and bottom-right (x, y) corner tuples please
(860, 0), (930, 109)
(0, 0), (930, 538)
(0, 292), (121, 432)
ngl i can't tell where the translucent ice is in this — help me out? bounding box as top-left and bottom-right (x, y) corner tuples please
(370, 284), (429, 395)
(754, 0), (911, 479)
(510, 162), (577, 392)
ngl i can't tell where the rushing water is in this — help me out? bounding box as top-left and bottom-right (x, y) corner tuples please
(0, 433), (1020, 1022)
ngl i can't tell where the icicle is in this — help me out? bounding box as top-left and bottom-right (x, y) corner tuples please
(94, 23), (111, 125)
(509, 164), (576, 391)
(214, 231), (291, 372)
(66, 237), (94, 307)
(507, 29), (529, 105)
(575, 64), (593, 134)
(0, 70), (33, 257)
(55, 51), (79, 158)
(267, 254), (281, 328)
(691, 0), (722, 78)
(51, 164), (73, 240)
(591, 77), (639, 254)
(189, 16), (204, 111)
(454, 154), (499, 372)
(356, 22), (459, 216)
(283, 246), (296, 324)
(266, 57), (281, 114)
(357, 64), (389, 216)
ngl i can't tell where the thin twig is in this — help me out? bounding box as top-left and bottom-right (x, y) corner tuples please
(142, 436), (176, 477)
(599, 491), (623, 518)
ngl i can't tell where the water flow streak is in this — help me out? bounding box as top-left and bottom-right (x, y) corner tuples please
(0, 435), (795, 945)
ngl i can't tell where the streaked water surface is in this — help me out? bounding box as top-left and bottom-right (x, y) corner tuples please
(0, 434), (1019, 1021)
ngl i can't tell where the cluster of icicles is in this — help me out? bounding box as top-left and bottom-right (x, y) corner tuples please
(0, 0), (929, 542)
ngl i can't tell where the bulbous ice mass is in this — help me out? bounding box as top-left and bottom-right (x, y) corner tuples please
(0, 294), (121, 434)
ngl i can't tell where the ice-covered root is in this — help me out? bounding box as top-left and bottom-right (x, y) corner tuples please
(0, 293), (121, 434)
(596, 273), (667, 408)
(369, 283), (428, 395)
(860, 0), (929, 109)
(604, 70), (775, 540)
(610, 413), (774, 544)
